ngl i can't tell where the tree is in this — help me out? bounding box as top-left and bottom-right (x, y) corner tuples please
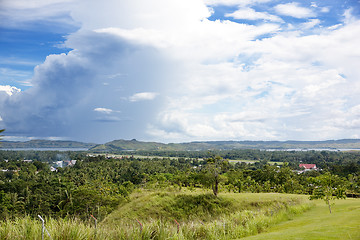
(309, 172), (347, 213)
(200, 156), (228, 197)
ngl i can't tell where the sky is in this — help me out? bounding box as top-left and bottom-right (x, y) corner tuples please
(0, 0), (360, 143)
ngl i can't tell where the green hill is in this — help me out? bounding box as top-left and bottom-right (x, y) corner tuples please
(90, 139), (168, 151)
(89, 139), (360, 152)
(101, 191), (307, 224)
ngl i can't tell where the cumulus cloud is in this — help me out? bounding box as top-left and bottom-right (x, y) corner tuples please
(146, 17), (360, 142)
(300, 19), (321, 29)
(129, 92), (158, 102)
(0, 85), (21, 96)
(225, 7), (283, 22)
(0, 29), (175, 142)
(94, 108), (114, 114)
(274, 2), (316, 18)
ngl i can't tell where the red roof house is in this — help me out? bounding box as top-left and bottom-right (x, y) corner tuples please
(299, 164), (317, 170)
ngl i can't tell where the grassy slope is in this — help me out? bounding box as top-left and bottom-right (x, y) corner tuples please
(243, 198), (360, 240)
(101, 191), (308, 224)
(98, 191), (312, 239)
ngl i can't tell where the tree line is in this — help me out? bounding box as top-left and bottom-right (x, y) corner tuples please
(1, 150), (359, 219)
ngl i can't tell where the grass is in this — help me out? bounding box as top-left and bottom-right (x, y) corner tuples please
(101, 191), (308, 223)
(228, 160), (284, 165)
(0, 191), (311, 240)
(2, 197), (356, 240)
(242, 198), (360, 240)
(98, 191), (311, 239)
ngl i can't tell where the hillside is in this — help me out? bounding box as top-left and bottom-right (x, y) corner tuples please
(102, 191), (307, 224)
(89, 139), (360, 152)
(2, 138), (360, 151)
(0, 139), (96, 149)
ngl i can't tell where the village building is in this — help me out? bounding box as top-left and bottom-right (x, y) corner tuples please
(299, 164), (317, 170)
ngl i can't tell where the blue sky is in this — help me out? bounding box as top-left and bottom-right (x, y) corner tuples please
(0, 0), (360, 143)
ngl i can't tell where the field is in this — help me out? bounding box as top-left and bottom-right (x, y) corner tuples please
(228, 159), (284, 165)
(243, 198), (360, 240)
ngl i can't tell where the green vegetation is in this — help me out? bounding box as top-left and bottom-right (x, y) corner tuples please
(103, 191), (308, 223)
(0, 147), (359, 239)
(0, 192), (313, 239)
(243, 198), (360, 240)
(3, 194), (359, 240)
(309, 173), (347, 213)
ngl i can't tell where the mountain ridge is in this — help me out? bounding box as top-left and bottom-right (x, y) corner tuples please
(89, 138), (360, 152)
(2, 139), (360, 151)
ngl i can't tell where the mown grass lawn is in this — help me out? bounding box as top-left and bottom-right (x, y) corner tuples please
(242, 198), (360, 240)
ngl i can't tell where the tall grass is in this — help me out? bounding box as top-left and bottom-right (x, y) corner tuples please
(0, 202), (312, 240)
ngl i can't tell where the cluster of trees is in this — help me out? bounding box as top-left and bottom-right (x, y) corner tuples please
(1, 150), (359, 218)
(0, 156), (132, 220)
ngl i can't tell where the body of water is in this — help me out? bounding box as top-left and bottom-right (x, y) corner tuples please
(0, 148), (89, 151)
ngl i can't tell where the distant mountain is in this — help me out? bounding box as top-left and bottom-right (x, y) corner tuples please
(0, 140), (96, 150)
(2, 139), (360, 152)
(89, 139), (360, 152)
(89, 139), (167, 151)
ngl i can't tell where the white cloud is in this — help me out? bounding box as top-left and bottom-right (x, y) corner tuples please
(129, 92), (158, 102)
(94, 108), (114, 114)
(71, 0), (211, 31)
(146, 18), (360, 142)
(343, 8), (357, 24)
(0, 0), (77, 29)
(0, 85), (21, 96)
(320, 7), (330, 13)
(225, 7), (283, 22)
(274, 2), (316, 18)
(301, 19), (320, 29)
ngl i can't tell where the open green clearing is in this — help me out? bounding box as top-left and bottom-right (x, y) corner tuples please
(228, 159), (284, 165)
(243, 198), (360, 240)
